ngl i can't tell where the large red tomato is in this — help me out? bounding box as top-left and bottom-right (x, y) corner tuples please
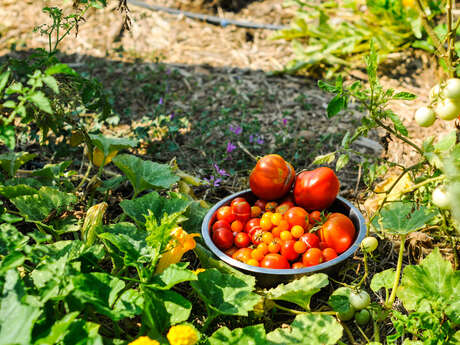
(260, 253), (290, 269)
(319, 213), (356, 254)
(294, 167), (340, 211)
(249, 154), (295, 200)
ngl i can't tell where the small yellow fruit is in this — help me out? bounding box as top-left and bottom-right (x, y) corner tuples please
(91, 147), (118, 167)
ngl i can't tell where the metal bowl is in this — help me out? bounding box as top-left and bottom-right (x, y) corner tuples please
(201, 189), (367, 288)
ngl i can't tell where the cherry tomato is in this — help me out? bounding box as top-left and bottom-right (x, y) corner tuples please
(216, 206), (236, 224)
(260, 253), (290, 269)
(260, 217), (273, 231)
(275, 201), (294, 215)
(265, 201), (278, 212)
(231, 197), (247, 207)
(291, 225), (304, 238)
(284, 207), (309, 229)
(309, 210), (322, 225)
(254, 199), (267, 210)
(319, 241), (329, 250)
(232, 200), (251, 223)
(293, 240), (307, 254)
(250, 228), (265, 246)
(251, 206), (262, 218)
(277, 219), (289, 231)
(245, 218), (260, 233)
(319, 213), (356, 254)
(299, 233), (320, 250)
(231, 220), (244, 233)
(280, 240), (299, 261)
(225, 247), (238, 257)
(292, 262), (304, 269)
(268, 239), (281, 253)
(280, 230), (293, 241)
(249, 154), (295, 200)
(271, 226), (282, 238)
(251, 248), (265, 261)
(232, 248), (252, 262)
(294, 167), (340, 211)
(322, 247), (338, 261)
(212, 228), (234, 250)
(212, 220), (231, 231)
(271, 213), (282, 226)
(246, 258), (260, 266)
(302, 248), (323, 267)
(257, 243), (269, 254)
(262, 232), (274, 244)
(234, 232), (250, 248)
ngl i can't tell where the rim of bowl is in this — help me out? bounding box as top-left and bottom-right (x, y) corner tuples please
(201, 189), (367, 275)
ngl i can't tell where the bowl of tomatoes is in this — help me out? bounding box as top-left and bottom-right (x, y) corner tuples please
(201, 189), (366, 287)
(201, 154), (366, 287)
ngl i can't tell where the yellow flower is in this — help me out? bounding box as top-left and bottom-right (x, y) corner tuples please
(193, 268), (205, 275)
(155, 227), (200, 274)
(167, 325), (199, 345)
(128, 336), (160, 345)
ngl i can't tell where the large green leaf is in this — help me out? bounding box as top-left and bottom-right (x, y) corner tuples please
(182, 199), (209, 234)
(89, 134), (137, 156)
(372, 202), (435, 235)
(0, 270), (42, 345)
(397, 248), (460, 323)
(149, 263), (197, 290)
(207, 324), (267, 345)
(370, 268), (396, 292)
(328, 287), (353, 314)
(0, 184), (37, 199)
(0, 223), (29, 255)
(33, 312), (79, 345)
(190, 268), (261, 317)
(0, 152), (37, 178)
(31, 161), (72, 186)
(112, 154), (179, 195)
(267, 314), (343, 345)
(62, 320), (103, 345)
(120, 191), (191, 225)
(29, 91), (53, 114)
(10, 186), (76, 222)
(266, 274), (329, 311)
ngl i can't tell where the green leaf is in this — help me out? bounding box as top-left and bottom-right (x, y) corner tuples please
(0, 70), (10, 94)
(392, 92), (416, 100)
(327, 95), (347, 118)
(11, 186), (77, 222)
(328, 287), (353, 314)
(0, 184), (37, 199)
(0, 125), (15, 150)
(0, 152), (37, 178)
(113, 154), (179, 195)
(0, 223), (29, 255)
(317, 80), (338, 93)
(266, 274), (328, 311)
(267, 314), (343, 345)
(373, 202), (435, 235)
(0, 270), (42, 345)
(89, 134), (137, 157)
(365, 40), (378, 88)
(45, 64), (76, 76)
(207, 324), (267, 345)
(190, 268), (261, 317)
(29, 91), (53, 114)
(397, 248), (460, 323)
(33, 312), (79, 345)
(120, 191), (191, 225)
(62, 320), (103, 345)
(312, 152), (336, 165)
(434, 130), (456, 152)
(2, 100), (16, 108)
(387, 110), (408, 136)
(42, 75), (59, 94)
(31, 161), (72, 185)
(335, 154), (349, 171)
(370, 268), (396, 292)
(149, 263), (197, 290)
(0, 251), (25, 275)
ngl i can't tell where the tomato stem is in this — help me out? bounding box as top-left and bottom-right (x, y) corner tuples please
(385, 234), (406, 308)
(340, 321), (357, 345)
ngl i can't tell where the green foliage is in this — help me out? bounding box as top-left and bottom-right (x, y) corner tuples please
(370, 268), (396, 293)
(328, 287), (353, 314)
(207, 324), (267, 345)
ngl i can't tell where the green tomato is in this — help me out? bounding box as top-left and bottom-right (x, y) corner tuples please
(432, 186), (450, 209)
(435, 98), (460, 120)
(414, 106), (436, 127)
(442, 78), (460, 99)
(349, 290), (370, 310)
(337, 305), (355, 321)
(429, 84), (441, 101)
(355, 309), (371, 326)
(361, 236), (378, 253)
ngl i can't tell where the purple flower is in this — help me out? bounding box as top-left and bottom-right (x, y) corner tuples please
(166, 69), (171, 75)
(249, 134), (254, 143)
(214, 164), (229, 176)
(203, 175), (221, 187)
(226, 141), (236, 153)
(282, 118), (288, 126)
(256, 136), (264, 145)
(158, 97), (164, 105)
(229, 125), (242, 135)
(169, 112), (175, 120)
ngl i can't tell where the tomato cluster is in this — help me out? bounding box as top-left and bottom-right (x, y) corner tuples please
(210, 195), (356, 269)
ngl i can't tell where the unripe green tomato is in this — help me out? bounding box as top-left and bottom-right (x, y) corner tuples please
(429, 84), (441, 101)
(355, 309), (371, 326)
(432, 186), (450, 209)
(442, 78), (460, 99)
(435, 98), (460, 120)
(414, 106), (436, 127)
(337, 306), (355, 321)
(349, 290), (371, 310)
(361, 236), (378, 253)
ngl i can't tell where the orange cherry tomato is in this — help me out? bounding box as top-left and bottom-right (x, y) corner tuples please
(293, 240), (307, 254)
(302, 248), (323, 267)
(319, 213), (356, 254)
(232, 248), (252, 262)
(290, 225), (304, 238)
(231, 220), (244, 233)
(322, 247), (338, 261)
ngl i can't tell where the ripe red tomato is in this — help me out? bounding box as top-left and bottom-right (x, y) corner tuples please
(309, 210), (322, 224)
(299, 233), (320, 250)
(212, 220), (231, 231)
(275, 201), (294, 215)
(260, 253), (290, 269)
(245, 218), (260, 233)
(232, 200), (251, 223)
(294, 167), (340, 211)
(250, 228), (265, 246)
(225, 247), (238, 257)
(212, 228), (234, 250)
(319, 213), (356, 254)
(216, 206), (236, 224)
(302, 248), (323, 267)
(234, 232), (250, 248)
(322, 247), (338, 261)
(249, 154), (295, 200)
(254, 199), (267, 210)
(284, 207), (309, 229)
(231, 197), (247, 207)
(292, 262), (304, 269)
(232, 248), (252, 262)
(280, 240), (299, 261)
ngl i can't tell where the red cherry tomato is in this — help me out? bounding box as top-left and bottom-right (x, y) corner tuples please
(212, 220), (231, 231)
(216, 206), (236, 224)
(249, 154), (295, 200)
(260, 253), (290, 269)
(319, 213), (356, 254)
(284, 207), (309, 229)
(294, 167), (340, 211)
(250, 228), (265, 246)
(280, 240), (299, 261)
(245, 218), (260, 233)
(302, 248), (323, 267)
(299, 233), (320, 250)
(322, 247), (338, 261)
(225, 247), (238, 257)
(231, 197), (247, 207)
(232, 200), (251, 223)
(232, 248), (252, 262)
(309, 210), (322, 225)
(275, 201), (294, 215)
(265, 201), (278, 212)
(254, 199), (267, 210)
(212, 228), (234, 250)
(234, 232), (251, 248)
(292, 262), (304, 269)
(319, 241), (329, 250)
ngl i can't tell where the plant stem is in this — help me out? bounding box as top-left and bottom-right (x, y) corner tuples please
(373, 316), (380, 342)
(356, 250), (368, 288)
(399, 175), (445, 195)
(201, 312), (218, 332)
(340, 321), (357, 345)
(414, 0), (447, 57)
(374, 118), (424, 155)
(385, 234), (406, 308)
(355, 322), (370, 343)
(446, 0), (455, 77)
